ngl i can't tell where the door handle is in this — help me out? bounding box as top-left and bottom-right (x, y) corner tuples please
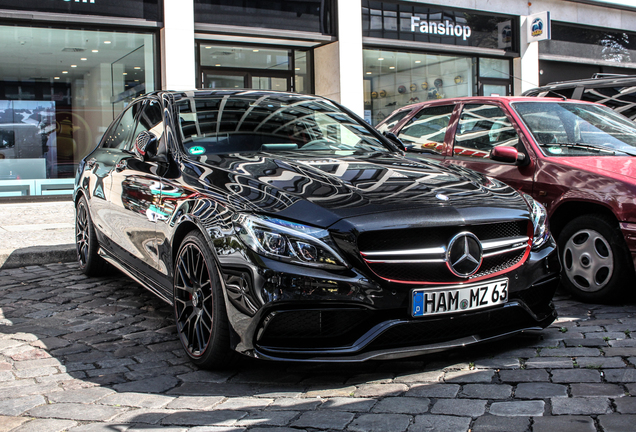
(115, 161), (127, 172)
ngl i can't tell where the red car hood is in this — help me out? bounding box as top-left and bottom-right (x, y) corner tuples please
(555, 156), (636, 183)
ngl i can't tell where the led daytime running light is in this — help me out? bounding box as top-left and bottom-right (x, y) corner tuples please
(235, 214), (347, 269)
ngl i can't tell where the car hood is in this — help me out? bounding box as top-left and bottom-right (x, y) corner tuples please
(185, 151), (529, 228)
(555, 156), (636, 181)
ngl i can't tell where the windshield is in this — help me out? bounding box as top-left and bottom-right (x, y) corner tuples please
(177, 93), (390, 156)
(511, 101), (636, 156)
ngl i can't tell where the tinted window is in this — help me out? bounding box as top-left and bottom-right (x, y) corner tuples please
(454, 104), (518, 158)
(399, 105), (454, 154)
(377, 110), (410, 133)
(102, 102), (143, 150)
(581, 86), (636, 120)
(133, 99), (164, 141)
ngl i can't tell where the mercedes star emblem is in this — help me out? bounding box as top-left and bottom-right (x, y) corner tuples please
(446, 232), (483, 277)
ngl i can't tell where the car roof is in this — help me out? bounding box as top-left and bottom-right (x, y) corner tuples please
(147, 89), (325, 102)
(522, 74), (636, 95)
(390, 95), (596, 112)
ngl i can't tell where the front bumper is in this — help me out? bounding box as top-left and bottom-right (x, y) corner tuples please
(215, 236), (560, 362)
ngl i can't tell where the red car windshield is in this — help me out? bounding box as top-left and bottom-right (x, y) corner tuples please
(511, 101), (636, 156)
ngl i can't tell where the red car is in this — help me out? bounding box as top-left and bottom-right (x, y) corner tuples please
(379, 96), (636, 302)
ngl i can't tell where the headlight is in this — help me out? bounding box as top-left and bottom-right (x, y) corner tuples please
(521, 192), (549, 249)
(234, 214), (348, 270)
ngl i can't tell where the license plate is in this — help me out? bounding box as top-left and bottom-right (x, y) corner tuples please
(411, 278), (508, 317)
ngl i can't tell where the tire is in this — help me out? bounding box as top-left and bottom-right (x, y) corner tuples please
(558, 214), (634, 303)
(173, 230), (233, 369)
(75, 196), (108, 276)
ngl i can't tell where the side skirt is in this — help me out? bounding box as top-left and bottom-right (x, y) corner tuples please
(98, 248), (173, 305)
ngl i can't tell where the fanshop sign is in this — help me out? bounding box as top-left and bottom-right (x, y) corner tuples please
(410, 16), (472, 41)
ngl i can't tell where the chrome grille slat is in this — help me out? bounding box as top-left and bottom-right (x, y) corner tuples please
(358, 221), (529, 283)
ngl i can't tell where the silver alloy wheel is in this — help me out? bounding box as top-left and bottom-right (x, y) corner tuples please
(75, 201), (89, 267)
(562, 228), (614, 292)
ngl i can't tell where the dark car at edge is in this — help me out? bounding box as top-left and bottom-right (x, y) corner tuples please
(74, 90), (559, 368)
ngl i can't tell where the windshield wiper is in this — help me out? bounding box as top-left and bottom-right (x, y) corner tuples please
(539, 142), (636, 156)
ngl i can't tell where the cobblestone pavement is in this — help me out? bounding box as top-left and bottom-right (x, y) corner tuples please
(2, 264), (636, 432)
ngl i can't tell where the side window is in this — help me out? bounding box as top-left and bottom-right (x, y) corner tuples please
(397, 105), (454, 154)
(132, 99), (164, 146)
(376, 110), (410, 133)
(102, 101), (143, 150)
(454, 104), (519, 159)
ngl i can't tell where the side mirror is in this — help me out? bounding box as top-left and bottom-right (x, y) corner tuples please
(133, 130), (158, 161)
(490, 146), (525, 164)
(383, 131), (407, 151)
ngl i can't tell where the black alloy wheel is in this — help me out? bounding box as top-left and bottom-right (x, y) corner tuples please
(75, 196), (107, 276)
(174, 231), (232, 368)
(558, 214), (634, 303)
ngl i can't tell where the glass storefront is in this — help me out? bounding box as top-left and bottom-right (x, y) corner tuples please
(0, 25), (156, 197)
(197, 44), (313, 94)
(361, 2), (516, 125)
(364, 49), (511, 125)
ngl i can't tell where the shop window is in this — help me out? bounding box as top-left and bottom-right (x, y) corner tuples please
(363, 49), (474, 125)
(0, 25), (155, 197)
(479, 58), (509, 79)
(198, 44), (312, 94)
(454, 104), (518, 158)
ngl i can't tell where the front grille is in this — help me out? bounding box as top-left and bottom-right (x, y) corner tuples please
(358, 221), (526, 251)
(474, 249), (526, 279)
(359, 221), (529, 283)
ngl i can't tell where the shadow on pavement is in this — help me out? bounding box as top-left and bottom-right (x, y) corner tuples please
(1, 262), (621, 431)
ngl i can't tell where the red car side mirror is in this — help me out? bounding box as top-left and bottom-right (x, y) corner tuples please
(490, 146), (525, 164)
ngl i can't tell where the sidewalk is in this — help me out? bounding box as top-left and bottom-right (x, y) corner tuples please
(0, 200), (76, 269)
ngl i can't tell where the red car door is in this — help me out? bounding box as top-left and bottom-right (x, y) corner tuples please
(443, 102), (536, 194)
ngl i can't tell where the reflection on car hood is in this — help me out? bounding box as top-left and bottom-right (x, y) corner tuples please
(183, 152), (528, 227)
(556, 156), (636, 182)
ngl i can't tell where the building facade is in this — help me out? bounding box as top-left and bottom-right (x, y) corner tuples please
(0, 0), (635, 197)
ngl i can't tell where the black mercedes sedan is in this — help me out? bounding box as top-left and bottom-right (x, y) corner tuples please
(74, 90), (560, 368)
